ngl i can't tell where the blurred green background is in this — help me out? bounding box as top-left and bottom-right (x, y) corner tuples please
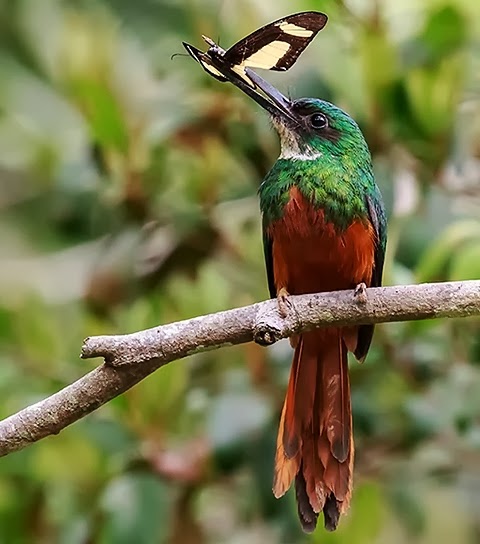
(0, 0), (479, 542)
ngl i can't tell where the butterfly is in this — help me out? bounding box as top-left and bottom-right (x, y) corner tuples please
(182, 11), (327, 88)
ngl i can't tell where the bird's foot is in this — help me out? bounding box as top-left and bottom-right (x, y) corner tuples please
(277, 287), (291, 318)
(354, 282), (368, 305)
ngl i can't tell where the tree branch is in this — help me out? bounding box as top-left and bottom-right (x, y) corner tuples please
(0, 280), (479, 457)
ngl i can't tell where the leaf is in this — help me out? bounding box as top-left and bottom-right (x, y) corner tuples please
(207, 392), (271, 448)
(82, 418), (137, 458)
(405, 58), (462, 137)
(421, 6), (467, 63)
(416, 220), (480, 281)
(99, 472), (171, 544)
(360, 29), (398, 91)
(68, 78), (129, 152)
(450, 241), (480, 280)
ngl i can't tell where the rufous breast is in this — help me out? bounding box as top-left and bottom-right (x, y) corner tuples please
(267, 187), (376, 294)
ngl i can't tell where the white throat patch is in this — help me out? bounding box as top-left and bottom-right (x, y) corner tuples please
(272, 118), (322, 161)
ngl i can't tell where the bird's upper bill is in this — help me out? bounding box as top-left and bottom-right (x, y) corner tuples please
(235, 68), (298, 128)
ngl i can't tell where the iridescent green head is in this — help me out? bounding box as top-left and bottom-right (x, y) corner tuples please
(233, 70), (371, 166)
(270, 98), (370, 162)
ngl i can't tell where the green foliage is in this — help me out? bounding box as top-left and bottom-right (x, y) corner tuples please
(0, 0), (479, 542)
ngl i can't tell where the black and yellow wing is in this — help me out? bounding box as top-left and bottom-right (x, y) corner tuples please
(183, 11), (327, 87)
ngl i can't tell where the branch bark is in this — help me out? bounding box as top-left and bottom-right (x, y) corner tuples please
(0, 280), (479, 457)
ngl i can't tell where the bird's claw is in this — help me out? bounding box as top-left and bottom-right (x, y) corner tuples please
(354, 282), (368, 304)
(277, 287), (291, 318)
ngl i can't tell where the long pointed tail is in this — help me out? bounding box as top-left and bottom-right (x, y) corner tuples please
(273, 329), (353, 532)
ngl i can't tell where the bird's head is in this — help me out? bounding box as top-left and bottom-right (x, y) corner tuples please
(242, 70), (370, 163)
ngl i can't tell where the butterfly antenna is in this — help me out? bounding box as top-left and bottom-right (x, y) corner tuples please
(171, 52), (190, 61)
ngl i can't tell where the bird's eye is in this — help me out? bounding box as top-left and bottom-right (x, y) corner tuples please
(310, 113), (328, 129)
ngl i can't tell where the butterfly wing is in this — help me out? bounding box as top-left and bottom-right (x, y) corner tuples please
(182, 42), (228, 82)
(223, 11), (328, 71)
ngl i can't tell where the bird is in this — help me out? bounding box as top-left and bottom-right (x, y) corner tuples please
(246, 72), (387, 532)
(183, 25), (387, 531)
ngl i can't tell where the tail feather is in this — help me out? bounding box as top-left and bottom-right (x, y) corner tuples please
(303, 433), (327, 513)
(281, 338), (302, 459)
(295, 467), (318, 533)
(323, 493), (341, 531)
(323, 454), (350, 501)
(273, 329), (353, 532)
(323, 334), (351, 463)
(292, 337), (315, 438)
(273, 397), (299, 498)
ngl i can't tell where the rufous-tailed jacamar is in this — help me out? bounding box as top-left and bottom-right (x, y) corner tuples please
(237, 70), (388, 532)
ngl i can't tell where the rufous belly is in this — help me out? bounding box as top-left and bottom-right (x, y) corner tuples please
(267, 187), (376, 295)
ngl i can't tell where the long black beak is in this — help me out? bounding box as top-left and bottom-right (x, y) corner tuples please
(182, 42), (296, 124)
(243, 69), (295, 123)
